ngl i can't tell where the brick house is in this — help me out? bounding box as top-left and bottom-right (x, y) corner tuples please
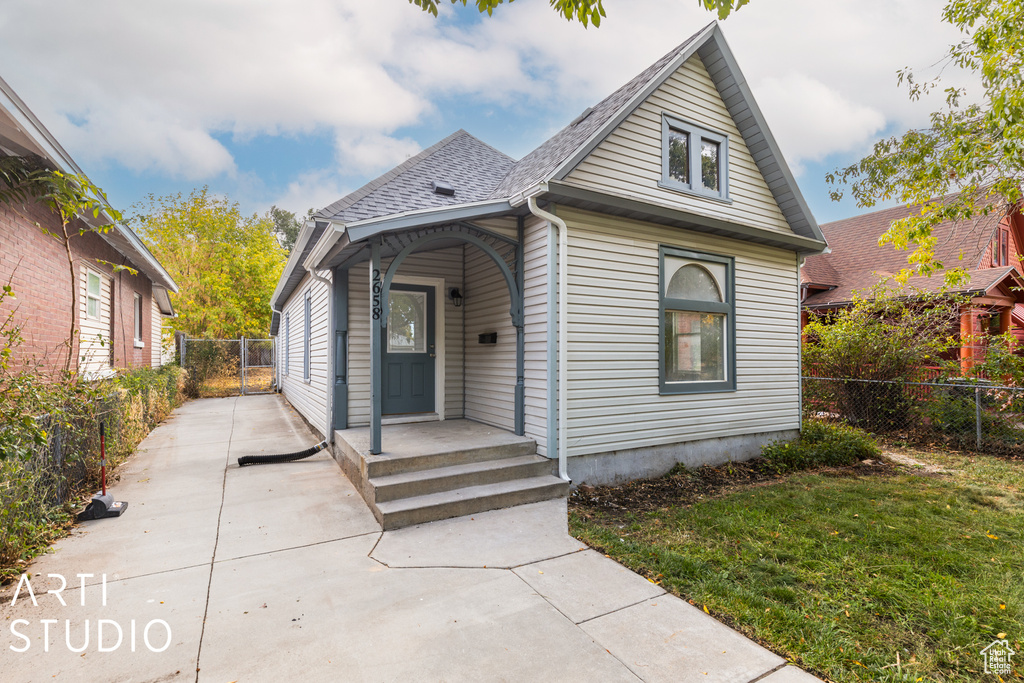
(801, 200), (1024, 371)
(0, 75), (176, 376)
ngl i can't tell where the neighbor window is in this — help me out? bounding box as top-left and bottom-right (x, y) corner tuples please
(995, 228), (1010, 266)
(661, 114), (729, 201)
(86, 271), (102, 320)
(303, 291), (311, 382)
(659, 247), (734, 394)
(133, 293), (144, 346)
(283, 312), (290, 376)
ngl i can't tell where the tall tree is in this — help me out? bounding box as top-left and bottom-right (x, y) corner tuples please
(131, 189), (287, 339)
(270, 205), (302, 255)
(827, 0), (1024, 285)
(409, 0), (748, 26)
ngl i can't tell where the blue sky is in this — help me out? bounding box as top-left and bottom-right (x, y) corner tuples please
(0, 0), (971, 226)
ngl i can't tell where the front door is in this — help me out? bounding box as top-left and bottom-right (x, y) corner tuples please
(382, 284), (436, 415)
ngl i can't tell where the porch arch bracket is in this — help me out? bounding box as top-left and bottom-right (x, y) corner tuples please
(379, 222), (524, 327)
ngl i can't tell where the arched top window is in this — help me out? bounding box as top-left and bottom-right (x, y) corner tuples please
(660, 247), (734, 394)
(667, 264), (722, 302)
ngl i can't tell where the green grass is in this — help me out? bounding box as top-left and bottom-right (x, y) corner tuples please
(570, 462), (1024, 682)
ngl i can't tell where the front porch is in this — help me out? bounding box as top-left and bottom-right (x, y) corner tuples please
(333, 419), (568, 529)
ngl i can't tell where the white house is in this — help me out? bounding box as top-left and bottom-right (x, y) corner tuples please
(269, 23), (826, 528)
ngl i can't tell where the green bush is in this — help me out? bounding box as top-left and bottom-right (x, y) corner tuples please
(761, 421), (880, 473)
(0, 364), (185, 583)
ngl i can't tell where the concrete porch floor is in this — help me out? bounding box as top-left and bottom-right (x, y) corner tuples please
(336, 418), (536, 463)
(0, 395), (820, 682)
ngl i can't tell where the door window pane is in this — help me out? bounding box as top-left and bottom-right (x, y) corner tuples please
(664, 310), (725, 382)
(388, 291), (426, 353)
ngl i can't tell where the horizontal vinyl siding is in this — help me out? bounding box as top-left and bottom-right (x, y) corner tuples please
(464, 243), (515, 430)
(565, 55), (791, 235)
(78, 267), (111, 375)
(150, 298), (162, 368)
(523, 215), (550, 456)
(559, 206), (800, 457)
(348, 248), (464, 427)
(278, 271), (331, 437)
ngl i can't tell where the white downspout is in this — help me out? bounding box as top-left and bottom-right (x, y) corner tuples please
(527, 198), (570, 483)
(306, 267), (334, 444)
(271, 306), (283, 391)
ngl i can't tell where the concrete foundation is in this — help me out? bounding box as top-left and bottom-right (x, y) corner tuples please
(567, 429), (799, 487)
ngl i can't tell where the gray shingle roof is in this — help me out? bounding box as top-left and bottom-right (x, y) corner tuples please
(315, 129), (514, 223)
(489, 27), (709, 199)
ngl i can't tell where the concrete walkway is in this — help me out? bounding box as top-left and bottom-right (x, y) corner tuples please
(1, 395), (820, 682)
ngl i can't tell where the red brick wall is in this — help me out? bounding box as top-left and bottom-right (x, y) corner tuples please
(0, 200), (155, 374)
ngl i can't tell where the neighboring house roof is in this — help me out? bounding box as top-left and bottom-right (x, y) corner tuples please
(802, 201), (1014, 308)
(272, 22), (825, 320)
(0, 74), (178, 298)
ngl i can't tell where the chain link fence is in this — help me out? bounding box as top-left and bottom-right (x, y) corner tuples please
(804, 375), (1024, 457)
(179, 337), (275, 398)
(1, 367), (183, 578)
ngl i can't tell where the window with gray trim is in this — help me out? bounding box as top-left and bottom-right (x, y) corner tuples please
(303, 292), (311, 382)
(660, 114), (729, 201)
(283, 312), (290, 376)
(133, 293), (144, 346)
(659, 246), (735, 394)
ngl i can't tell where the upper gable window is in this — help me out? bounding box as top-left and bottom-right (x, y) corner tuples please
(660, 114), (730, 202)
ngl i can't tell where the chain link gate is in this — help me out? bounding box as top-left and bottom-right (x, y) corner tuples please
(242, 338), (276, 395)
(179, 337), (275, 398)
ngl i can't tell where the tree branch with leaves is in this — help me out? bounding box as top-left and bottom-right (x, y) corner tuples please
(408, 0), (748, 26)
(827, 0), (1024, 286)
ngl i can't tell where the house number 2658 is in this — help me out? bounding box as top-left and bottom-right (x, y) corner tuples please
(371, 269), (383, 321)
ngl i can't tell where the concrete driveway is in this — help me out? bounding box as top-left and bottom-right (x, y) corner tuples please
(1, 395), (819, 682)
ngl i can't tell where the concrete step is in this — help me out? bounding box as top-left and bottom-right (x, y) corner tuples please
(364, 439), (537, 478)
(371, 454), (554, 503)
(374, 475), (571, 530)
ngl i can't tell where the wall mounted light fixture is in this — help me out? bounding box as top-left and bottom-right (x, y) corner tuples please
(449, 288), (463, 307)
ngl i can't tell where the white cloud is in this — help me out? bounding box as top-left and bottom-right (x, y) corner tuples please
(753, 74), (886, 173)
(333, 132), (422, 176)
(0, 0), (983, 207)
(273, 169), (353, 218)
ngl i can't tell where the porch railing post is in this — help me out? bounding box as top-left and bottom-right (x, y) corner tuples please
(370, 239), (383, 454)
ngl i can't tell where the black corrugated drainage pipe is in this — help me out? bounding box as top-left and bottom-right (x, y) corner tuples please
(237, 440), (328, 466)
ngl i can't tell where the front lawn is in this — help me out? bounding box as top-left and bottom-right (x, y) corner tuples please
(569, 454), (1023, 682)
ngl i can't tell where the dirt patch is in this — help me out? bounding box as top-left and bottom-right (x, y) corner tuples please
(882, 450), (953, 475)
(570, 458), (895, 519)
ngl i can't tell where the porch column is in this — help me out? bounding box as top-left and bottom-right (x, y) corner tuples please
(960, 307), (976, 375)
(514, 218), (525, 436)
(370, 239), (383, 454)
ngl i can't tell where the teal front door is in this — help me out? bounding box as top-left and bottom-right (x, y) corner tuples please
(382, 284), (436, 415)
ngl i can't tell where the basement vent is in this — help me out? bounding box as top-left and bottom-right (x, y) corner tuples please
(432, 180), (455, 196)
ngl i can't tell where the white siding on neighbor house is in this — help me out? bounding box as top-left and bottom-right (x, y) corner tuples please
(559, 206), (800, 458)
(78, 266), (112, 375)
(463, 243), (516, 430)
(522, 214), (551, 456)
(278, 271), (332, 437)
(565, 55), (792, 235)
(348, 248), (464, 426)
(150, 298), (162, 368)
